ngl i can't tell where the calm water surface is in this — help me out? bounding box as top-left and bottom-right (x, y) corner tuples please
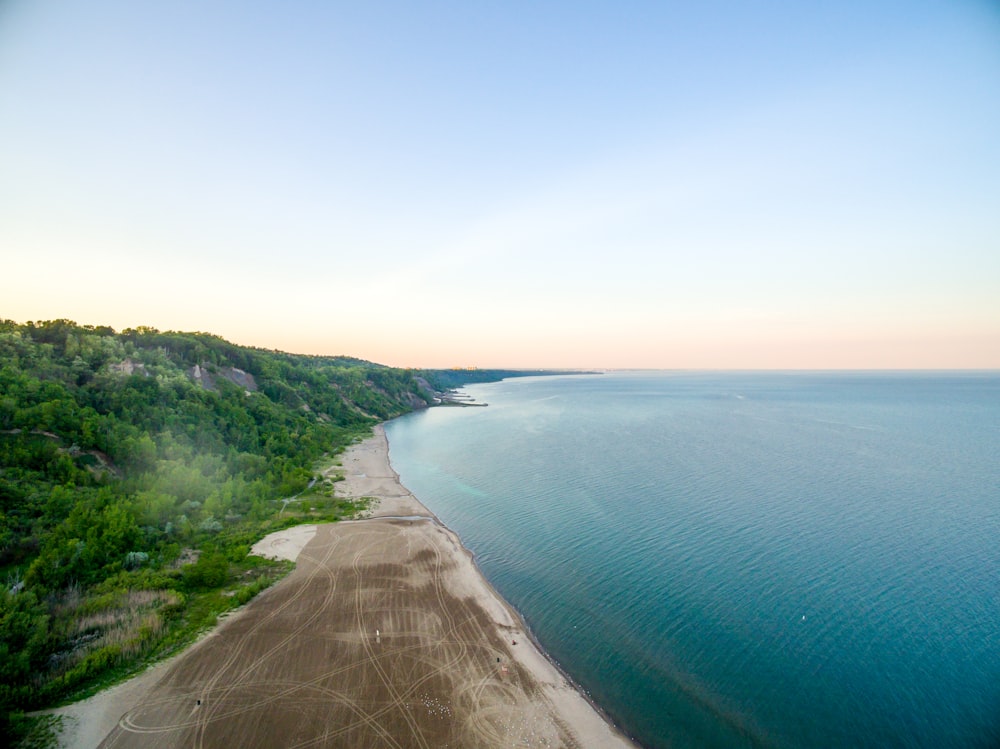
(384, 372), (1000, 749)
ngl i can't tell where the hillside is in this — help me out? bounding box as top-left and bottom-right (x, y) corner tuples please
(0, 319), (437, 742)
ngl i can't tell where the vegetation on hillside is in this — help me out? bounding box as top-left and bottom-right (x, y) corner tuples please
(0, 319), (436, 742)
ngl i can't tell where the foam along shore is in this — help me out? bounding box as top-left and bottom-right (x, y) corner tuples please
(54, 425), (638, 748)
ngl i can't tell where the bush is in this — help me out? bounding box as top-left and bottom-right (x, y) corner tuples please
(182, 551), (228, 590)
(123, 551), (148, 570)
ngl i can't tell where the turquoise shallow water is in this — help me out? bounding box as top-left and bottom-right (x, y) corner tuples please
(384, 372), (1000, 749)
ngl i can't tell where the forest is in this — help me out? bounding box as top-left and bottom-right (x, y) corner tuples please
(0, 319), (440, 744)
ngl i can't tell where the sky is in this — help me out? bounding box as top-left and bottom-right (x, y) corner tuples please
(1, 0), (998, 369)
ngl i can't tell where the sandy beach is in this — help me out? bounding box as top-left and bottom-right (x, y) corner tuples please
(53, 425), (636, 748)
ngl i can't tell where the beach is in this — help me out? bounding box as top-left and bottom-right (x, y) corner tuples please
(55, 425), (635, 748)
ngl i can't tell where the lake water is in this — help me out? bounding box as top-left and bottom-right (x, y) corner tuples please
(383, 372), (1000, 748)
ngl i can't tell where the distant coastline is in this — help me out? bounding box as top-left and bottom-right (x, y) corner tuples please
(423, 368), (601, 407)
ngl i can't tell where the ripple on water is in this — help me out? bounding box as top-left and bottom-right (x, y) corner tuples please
(386, 373), (1000, 749)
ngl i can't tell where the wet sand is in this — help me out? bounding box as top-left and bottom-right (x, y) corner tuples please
(55, 426), (637, 748)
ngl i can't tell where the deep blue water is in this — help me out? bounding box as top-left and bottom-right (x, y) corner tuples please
(383, 372), (1000, 749)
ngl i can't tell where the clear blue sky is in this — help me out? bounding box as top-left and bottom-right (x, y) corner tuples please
(2, 0), (998, 368)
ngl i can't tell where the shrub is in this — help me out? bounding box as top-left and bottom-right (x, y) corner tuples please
(123, 551), (148, 570)
(182, 551), (228, 590)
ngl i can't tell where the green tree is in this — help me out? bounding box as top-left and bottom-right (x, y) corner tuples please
(0, 588), (50, 704)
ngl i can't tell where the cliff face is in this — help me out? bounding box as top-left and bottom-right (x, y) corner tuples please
(97, 325), (435, 420)
(189, 364), (258, 393)
(401, 389), (432, 410)
(108, 358), (149, 377)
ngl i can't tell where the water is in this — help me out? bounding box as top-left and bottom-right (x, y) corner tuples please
(383, 372), (1000, 749)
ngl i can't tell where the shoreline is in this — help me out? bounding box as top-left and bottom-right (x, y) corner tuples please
(336, 424), (639, 747)
(47, 424), (638, 748)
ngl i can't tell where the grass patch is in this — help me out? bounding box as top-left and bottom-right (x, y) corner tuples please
(275, 495), (370, 524)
